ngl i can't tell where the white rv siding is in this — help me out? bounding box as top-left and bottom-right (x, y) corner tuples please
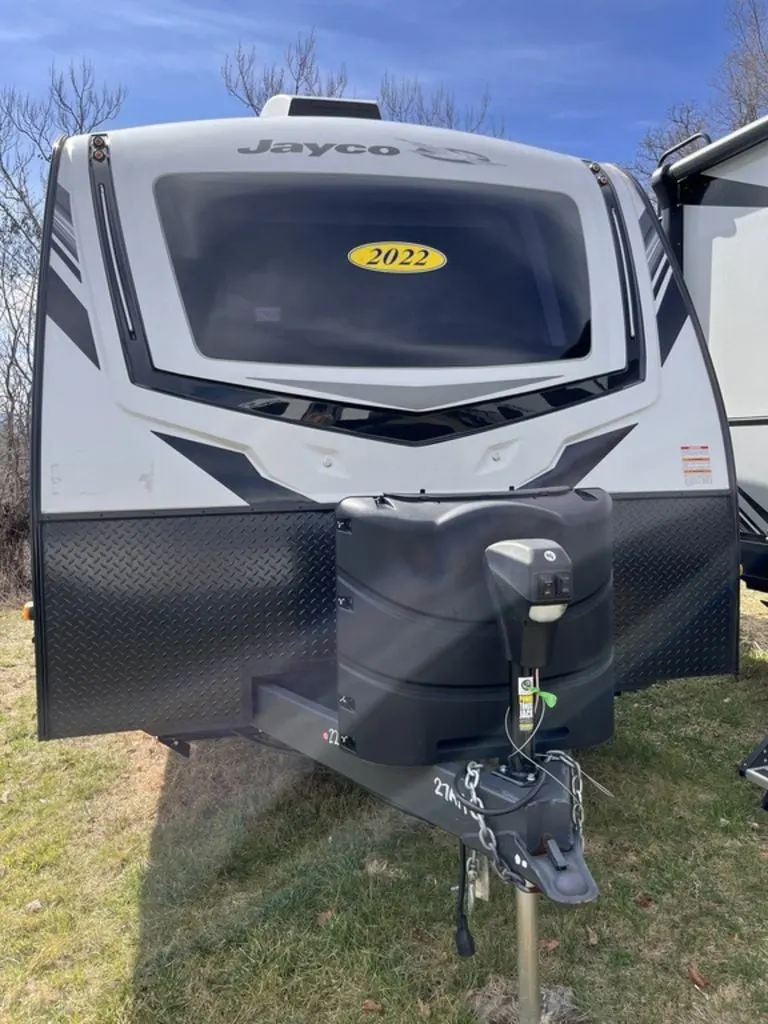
(37, 117), (732, 515)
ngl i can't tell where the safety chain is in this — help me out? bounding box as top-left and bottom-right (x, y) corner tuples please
(543, 750), (585, 834)
(462, 752), (586, 885)
(462, 761), (518, 883)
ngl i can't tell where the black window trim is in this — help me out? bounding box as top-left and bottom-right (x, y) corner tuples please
(87, 135), (646, 447)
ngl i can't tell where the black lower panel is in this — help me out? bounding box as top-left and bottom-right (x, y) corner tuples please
(612, 495), (738, 689)
(36, 493), (738, 740)
(37, 511), (337, 739)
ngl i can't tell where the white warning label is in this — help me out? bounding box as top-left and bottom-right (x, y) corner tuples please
(680, 444), (712, 487)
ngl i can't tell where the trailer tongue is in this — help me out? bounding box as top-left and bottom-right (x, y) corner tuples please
(238, 484), (614, 1024)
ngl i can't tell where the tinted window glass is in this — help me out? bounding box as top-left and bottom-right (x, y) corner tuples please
(154, 172), (591, 368)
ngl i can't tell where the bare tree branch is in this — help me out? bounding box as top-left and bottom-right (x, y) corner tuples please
(712, 0), (768, 130)
(378, 73), (505, 137)
(223, 29), (348, 114)
(0, 58), (125, 595)
(626, 101), (711, 186)
(221, 28), (503, 135)
(630, 1), (768, 187)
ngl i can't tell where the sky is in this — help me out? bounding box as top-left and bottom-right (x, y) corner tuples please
(0, 0), (732, 166)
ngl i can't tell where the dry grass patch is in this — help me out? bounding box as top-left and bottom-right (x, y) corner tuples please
(1, 586), (767, 1023)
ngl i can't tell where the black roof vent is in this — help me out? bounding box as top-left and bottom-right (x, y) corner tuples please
(261, 94), (382, 119)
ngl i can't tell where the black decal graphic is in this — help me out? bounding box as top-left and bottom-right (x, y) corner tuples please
(656, 273), (688, 364)
(154, 433), (314, 508)
(46, 268), (100, 368)
(525, 425), (637, 489)
(50, 238), (82, 281)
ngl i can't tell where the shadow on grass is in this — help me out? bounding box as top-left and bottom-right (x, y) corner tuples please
(130, 738), (371, 964)
(125, 602), (768, 1024)
(127, 737), (457, 1024)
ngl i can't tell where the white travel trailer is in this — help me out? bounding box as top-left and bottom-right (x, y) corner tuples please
(653, 119), (768, 596)
(26, 95), (743, 974)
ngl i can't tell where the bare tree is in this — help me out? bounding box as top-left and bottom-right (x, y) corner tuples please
(222, 28), (503, 136)
(0, 59), (125, 596)
(631, 0), (768, 184)
(715, 0), (768, 129)
(378, 73), (504, 136)
(626, 101), (711, 185)
(223, 28), (348, 115)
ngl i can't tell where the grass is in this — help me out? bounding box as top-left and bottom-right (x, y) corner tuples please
(1, 590), (768, 1023)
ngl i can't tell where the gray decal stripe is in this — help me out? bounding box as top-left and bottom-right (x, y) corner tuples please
(53, 186), (79, 260)
(46, 267), (100, 368)
(686, 174), (768, 208)
(50, 238), (82, 281)
(153, 433), (315, 508)
(648, 241), (666, 282)
(652, 264), (670, 298)
(638, 210), (667, 289)
(53, 193), (78, 258)
(656, 273), (688, 364)
(55, 185), (73, 221)
(52, 216), (78, 259)
(639, 207), (655, 243)
(630, 182), (687, 363)
(249, 376), (560, 411)
(525, 425), (636, 489)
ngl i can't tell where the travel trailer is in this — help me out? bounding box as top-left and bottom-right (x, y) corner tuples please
(653, 118), (768, 596)
(26, 94), (744, 990)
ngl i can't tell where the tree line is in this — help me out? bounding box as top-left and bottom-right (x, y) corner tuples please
(1, 4), (766, 595)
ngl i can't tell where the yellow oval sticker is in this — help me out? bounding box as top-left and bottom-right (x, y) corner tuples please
(347, 241), (447, 274)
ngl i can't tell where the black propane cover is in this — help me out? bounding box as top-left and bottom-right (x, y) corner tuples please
(335, 487), (615, 766)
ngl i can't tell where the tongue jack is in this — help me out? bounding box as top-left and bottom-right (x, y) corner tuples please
(484, 539), (572, 777)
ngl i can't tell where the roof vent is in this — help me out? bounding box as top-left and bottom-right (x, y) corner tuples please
(260, 94), (382, 120)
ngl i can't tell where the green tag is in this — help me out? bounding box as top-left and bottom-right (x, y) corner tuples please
(532, 688), (558, 709)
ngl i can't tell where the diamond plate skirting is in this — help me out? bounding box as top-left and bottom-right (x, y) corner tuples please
(37, 510), (337, 738)
(612, 495), (738, 689)
(36, 494), (738, 739)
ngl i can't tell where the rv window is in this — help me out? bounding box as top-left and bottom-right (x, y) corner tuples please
(154, 172), (591, 368)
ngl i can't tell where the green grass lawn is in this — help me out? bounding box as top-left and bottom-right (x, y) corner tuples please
(1, 593), (768, 1024)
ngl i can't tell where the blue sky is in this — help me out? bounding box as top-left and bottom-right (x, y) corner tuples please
(1, 0), (730, 165)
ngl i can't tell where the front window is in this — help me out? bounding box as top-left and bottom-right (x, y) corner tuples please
(154, 172), (592, 368)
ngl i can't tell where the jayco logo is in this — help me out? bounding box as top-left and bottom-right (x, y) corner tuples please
(238, 140), (400, 157)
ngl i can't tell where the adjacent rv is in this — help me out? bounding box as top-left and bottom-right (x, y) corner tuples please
(654, 119), (768, 594)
